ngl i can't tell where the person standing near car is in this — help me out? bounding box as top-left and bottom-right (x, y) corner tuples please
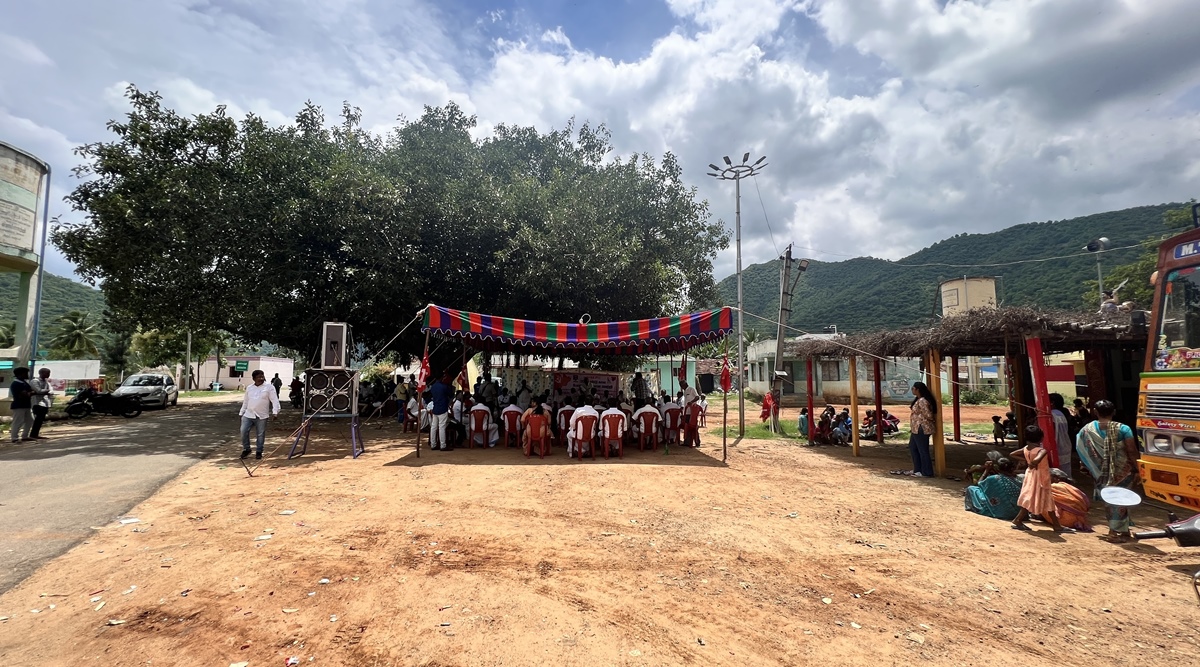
(8, 367), (34, 443)
(238, 370), (280, 460)
(28, 367), (53, 440)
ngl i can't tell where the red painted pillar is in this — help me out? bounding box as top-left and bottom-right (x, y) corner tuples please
(1025, 336), (1057, 467)
(873, 358), (884, 443)
(951, 355), (961, 443)
(806, 356), (816, 440)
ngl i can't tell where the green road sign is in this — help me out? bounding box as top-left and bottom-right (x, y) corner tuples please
(234, 360), (249, 372)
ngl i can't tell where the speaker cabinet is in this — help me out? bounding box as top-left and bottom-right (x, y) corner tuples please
(321, 322), (348, 369)
(305, 369), (358, 417)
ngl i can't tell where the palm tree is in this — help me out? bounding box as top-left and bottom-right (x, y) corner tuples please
(48, 311), (103, 358)
(742, 330), (763, 347)
(0, 322), (13, 349)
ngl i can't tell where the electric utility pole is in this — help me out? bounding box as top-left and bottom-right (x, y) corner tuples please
(771, 245), (794, 433)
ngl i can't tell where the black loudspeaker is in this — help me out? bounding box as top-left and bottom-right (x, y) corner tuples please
(305, 369), (358, 417)
(321, 322), (348, 369)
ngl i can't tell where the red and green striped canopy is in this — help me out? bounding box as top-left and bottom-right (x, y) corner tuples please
(422, 305), (733, 355)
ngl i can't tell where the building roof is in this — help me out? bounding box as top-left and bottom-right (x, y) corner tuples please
(784, 307), (1142, 358)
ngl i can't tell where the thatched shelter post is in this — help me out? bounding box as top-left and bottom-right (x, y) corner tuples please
(849, 355), (860, 457)
(872, 359), (884, 443)
(805, 356), (816, 439)
(929, 349), (946, 476)
(951, 355), (961, 443)
(1025, 336), (1058, 468)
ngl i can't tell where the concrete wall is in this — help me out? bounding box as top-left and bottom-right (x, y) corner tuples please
(181, 356), (295, 390)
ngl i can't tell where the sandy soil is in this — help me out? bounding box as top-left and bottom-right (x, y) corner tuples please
(0, 411), (1197, 667)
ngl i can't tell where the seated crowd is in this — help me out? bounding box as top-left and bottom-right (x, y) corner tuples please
(396, 371), (708, 457)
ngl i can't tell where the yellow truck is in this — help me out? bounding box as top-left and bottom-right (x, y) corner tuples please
(1139, 223), (1200, 511)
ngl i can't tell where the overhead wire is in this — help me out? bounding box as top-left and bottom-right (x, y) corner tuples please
(750, 174), (781, 258)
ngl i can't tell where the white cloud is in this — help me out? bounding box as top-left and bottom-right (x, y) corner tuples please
(2, 0), (1198, 286)
(0, 34), (54, 66)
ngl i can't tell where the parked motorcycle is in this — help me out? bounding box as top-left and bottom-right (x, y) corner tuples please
(1134, 513), (1200, 604)
(65, 386), (143, 419)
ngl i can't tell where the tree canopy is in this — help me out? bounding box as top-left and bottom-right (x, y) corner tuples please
(54, 87), (728, 366)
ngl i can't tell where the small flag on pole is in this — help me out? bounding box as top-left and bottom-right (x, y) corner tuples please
(457, 364), (470, 392)
(417, 353), (431, 393)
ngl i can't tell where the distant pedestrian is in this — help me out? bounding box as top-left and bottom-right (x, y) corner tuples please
(907, 382), (936, 477)
(991, 415), (1005, 445)
(238, 370), (280, 460)
(429, 372), (453, 451)
(8, 367), (33, 443)
(271, 373), (283, 396)
(29, 367), (53, 440)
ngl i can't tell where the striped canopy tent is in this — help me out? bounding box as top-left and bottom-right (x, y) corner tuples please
(421, 304), (733, 355)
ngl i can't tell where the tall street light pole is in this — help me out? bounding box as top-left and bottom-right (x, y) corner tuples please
(708, 153), (767, 437)
(1084, 237), (1110, 298)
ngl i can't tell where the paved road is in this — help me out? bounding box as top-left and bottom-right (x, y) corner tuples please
(0, 396), (241, 594)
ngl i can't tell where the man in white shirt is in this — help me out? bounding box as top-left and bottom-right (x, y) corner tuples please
(28, 367), (54, 440)
(632, 400), (660, 439)
(469, 401), (500, 447)
(238, 370), (280, 459)
(567, 402), (600, 457)
(681, 380), (699, 410)
(600, 399), (627, 456)
(501, 402), (524, 445)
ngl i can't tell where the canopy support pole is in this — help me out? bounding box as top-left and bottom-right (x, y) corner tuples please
(416, 330), (429, 459)
(723, 336), (729, 463)
(873, 359), (884, 444)
(929, 349), (945, 477)
(1026, 336), (1058, 468)
(951, 355), (961, 443)
(805, 356), (816, 440)
(849, 355), (860, 457)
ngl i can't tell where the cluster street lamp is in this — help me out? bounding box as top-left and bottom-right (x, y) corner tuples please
(708, 153), (768, 437)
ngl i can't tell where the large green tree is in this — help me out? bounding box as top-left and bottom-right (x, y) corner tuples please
(54, 87), (727, 368)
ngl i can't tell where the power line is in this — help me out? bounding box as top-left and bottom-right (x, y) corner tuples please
(750, 174), (781, 258)
(890, 242), (1146, 268)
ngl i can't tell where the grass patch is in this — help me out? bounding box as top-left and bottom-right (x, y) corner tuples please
(714, 421), (801, 440)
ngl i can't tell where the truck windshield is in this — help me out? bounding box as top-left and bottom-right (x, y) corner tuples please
(1153, 266), (1200, 370)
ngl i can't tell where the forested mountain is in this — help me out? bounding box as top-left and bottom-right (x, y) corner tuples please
(0, 272), (106, 327)
(718, 204), (1178, 334)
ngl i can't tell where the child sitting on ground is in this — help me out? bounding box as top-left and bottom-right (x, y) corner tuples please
(1002, 412), (1018, 438)
(991, 415), (1006, 444)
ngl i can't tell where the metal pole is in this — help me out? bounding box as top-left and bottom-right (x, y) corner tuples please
(185, 331), (192, 390)
(736, 175), (745, 437)
(1096, 254), (1104, 297)
(849, 355), (860, 457)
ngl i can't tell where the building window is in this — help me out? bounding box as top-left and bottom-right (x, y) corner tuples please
(228, 367), (244, 378)
(865, 364), (887, 381)
(820, 360), (840, 382)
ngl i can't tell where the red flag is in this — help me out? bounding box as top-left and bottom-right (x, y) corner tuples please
(417, 353), (430, 393)
(457, 364), (470, 392)
(720, 354), (732, 393)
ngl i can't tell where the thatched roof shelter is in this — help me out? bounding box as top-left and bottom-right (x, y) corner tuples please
(784, 307), (1141, 359)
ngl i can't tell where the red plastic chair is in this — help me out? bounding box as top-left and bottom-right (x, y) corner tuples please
(525, 413), (551, 458)
(502, 409), (522, 449)
(664, 407), (682, 447)
(557, 408), (575, 449)
(601, 412), (626, 460)
(637, 411), (660, 451)
(683, 404), (702, 448)
(571, 414), (598, 461)
(469, 409), (490, 449)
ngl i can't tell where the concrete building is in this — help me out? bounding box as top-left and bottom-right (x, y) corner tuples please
(180, 355), (295, 390)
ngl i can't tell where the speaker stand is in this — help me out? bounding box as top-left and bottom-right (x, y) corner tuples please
(288, 420), (313, 458)
(351, 415), (365, 458)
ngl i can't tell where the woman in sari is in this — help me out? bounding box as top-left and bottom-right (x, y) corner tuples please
(1075, 399), (1140, 542)
(1049, 469), (1092, 531)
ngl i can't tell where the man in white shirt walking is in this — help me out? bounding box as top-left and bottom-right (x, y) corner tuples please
(29, 367), (54, 440)
(239, 370), (280, 459)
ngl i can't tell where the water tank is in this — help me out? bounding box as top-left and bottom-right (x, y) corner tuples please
(940, 277), (997, 317)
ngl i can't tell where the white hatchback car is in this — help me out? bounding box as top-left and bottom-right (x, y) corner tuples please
(113, 373), (179, 408)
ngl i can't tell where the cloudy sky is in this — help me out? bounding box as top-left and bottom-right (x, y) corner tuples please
(3, 0), (1199, 282)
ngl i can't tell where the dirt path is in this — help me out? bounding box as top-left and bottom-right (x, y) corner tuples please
(0, 394), (241, 594)
(0, 413), (1195, 666)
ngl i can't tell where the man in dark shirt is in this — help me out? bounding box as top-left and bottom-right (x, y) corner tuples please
(430, 372), (454, 451)
(9, 367), (34, 443)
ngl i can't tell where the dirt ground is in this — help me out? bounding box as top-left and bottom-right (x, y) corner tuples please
(0, 409), (1197, 667)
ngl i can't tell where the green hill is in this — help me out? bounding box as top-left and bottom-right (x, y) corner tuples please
(0, 271), (107, 329)
(718, 204), (1177, 335)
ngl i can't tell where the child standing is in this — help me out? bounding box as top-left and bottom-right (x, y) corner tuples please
(798, 408), (809, 439)
(991, 415), (1005, 444)
(1010, 425), (1075, 533)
